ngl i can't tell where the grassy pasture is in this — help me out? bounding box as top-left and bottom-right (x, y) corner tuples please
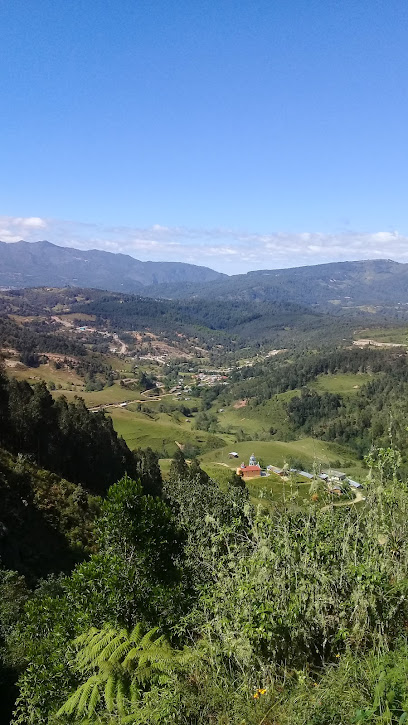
(110, 407), (229, 456)
(58, 313), (97, 323)
(354, 326), (408, 344)
(8, 362), (83, 387)
(245, 475), (327, 508)
(159, 457), (357, 511)
(214, 389), (299, 439)
(9, 314), (48, 324)
(53, 383), (144, 407)
(200, 438), (366, 481)
(310, 372), (373, 395)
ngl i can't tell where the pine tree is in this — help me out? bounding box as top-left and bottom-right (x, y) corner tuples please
(168, 449), (189, 481)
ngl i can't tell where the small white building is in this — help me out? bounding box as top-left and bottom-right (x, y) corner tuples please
(267, 465), (284, 475)
(322, 469), (346, 481)
(347, 479), (362, 489)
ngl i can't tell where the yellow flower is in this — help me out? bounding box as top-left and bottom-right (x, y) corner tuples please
(259, 689), (267, 695)
(335, 654), (340, 658)
(253, 693), (259, 699)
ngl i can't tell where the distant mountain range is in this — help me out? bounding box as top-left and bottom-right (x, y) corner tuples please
(1, 241), (408, 312)
(143, 258), (408, 310)
(0, 240), (224, 292)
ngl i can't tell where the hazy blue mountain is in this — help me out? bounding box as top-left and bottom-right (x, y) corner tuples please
(0, 240), (224, 291)
(143, 258), (408, 310)
(2, 243), (407, 313)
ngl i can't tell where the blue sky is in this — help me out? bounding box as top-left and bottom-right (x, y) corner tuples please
(1, 0), (408, 273)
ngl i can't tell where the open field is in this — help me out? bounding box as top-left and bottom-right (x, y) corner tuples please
(9, 314), (48, 324)
(58, 313), (97, 323)
(214, 390), (299, 439)
(310, 372), (373, 394)
(7, 362), (84, 387)
(354, 327), (408, 345)
(157, 458), (318, 508)
(200, 438), (367, 482)
(52, 383), (144, 407)
(110, 406), (230, 456)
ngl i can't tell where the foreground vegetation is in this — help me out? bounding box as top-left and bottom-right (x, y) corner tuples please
(1, 444), (408, 724)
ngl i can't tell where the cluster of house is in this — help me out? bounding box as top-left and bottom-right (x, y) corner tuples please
(195, 372), (229, 386)
(230, 453), (363, 492)
(267, 466), (362, 494)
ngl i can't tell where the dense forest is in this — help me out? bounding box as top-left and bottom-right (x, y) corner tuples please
(0, 286), (360, 361)
(74, 292), (358, 352)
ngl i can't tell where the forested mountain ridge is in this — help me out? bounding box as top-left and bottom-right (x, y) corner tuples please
(3, 243), (408, 316)
(143, 258), (408, 312)
(0, 240), (224, 291)
(0, 285), (358, 361)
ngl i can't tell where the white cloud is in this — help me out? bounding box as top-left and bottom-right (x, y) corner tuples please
(0, 215), (407, 274)
(0, 216), (47, 242)
(16, 216), (47, 228)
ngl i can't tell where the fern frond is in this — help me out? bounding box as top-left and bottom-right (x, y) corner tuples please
(139, 627), (159, 649)
(129, 621), (143, 645)
(122, 646), (142, 668)
(77, 675), (100, 716)
(122, 714), (144, 724)
(178, 647), (195, 666)
(88, 682), (100, 716)
(135, 664), (153, 684)
(56, 682), (85, 716)
(77, 627), (118, 671)
(104, 673), (117, 712)
(138, 643), (174, 670)
(74, 626), (99, 649)
(108, 638), (132, 665)
(116, 677), (128, 717)
(129, 678), (140, 705)
(96, 631), (128, 666)
(57, 622), (182, 723)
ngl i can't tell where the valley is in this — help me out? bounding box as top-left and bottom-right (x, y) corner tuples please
(3, 283), (408, 507)
(2, 276), (408, 725)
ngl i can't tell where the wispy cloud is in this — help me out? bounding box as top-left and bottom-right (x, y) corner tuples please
(0, 216), (406, 274)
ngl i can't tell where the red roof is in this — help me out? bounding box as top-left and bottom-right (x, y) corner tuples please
(242, 465), (261, 472)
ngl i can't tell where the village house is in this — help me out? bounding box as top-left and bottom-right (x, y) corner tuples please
(267, 465), (284, 475)
(347, 478), (362, 488)
(237, 454), (262, 478)
(322, 469), (346, 481)
(237, 464), (262, 478)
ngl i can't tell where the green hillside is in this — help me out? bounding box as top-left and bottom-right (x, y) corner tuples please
(200, 437), (366, 480)
(110, 406), (228, 457)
